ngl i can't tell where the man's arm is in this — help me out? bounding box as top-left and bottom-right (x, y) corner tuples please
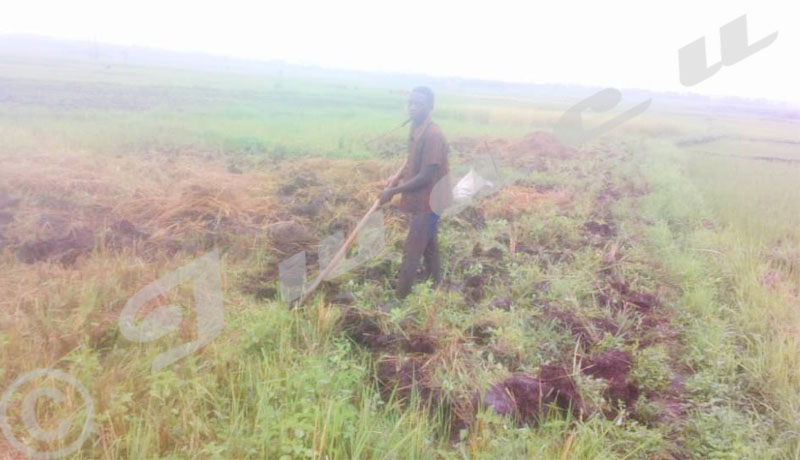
(379, 164), (437, 205)
(394, 164), (437, 193)
(385, 159), (408, 188)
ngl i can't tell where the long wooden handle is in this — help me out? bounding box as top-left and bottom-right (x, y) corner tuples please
(296, 164), (404, 306)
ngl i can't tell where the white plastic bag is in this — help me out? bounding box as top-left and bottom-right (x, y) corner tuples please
(453, 168), (493, 201)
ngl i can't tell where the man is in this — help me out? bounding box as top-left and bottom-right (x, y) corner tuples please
(379, 87), (452, 304)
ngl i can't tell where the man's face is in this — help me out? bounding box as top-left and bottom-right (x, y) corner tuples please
(407, 92), (431, 122)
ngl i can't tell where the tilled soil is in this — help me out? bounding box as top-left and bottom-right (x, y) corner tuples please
(333, 134), (695, 448)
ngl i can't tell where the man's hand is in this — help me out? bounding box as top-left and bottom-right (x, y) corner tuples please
(379, 187), (397, 205)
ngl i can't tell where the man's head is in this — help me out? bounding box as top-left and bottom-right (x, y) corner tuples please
(408, 86), (434, 123)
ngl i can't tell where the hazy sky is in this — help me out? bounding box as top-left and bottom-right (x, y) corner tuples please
(3, 0), (798, 104)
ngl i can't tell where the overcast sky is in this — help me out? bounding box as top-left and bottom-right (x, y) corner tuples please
(2, 0), (798, 104)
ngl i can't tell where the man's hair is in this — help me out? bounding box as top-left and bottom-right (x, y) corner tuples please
(411, 86), (435, 108)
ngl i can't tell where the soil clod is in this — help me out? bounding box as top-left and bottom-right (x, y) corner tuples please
(469, 320), (496, 345)
(405, 333), (438, 354)
(489, 297), (512, 311)
(544, 306), (619, 346)
(18, 226), (95, 265)
(625, 291), (659, 311)
(581, 349), (640, 413)
(266, 220), (313, 254)
(278, 174), (320, 196)
(583, 221), (615, 238)
(483, 365), (583, 424)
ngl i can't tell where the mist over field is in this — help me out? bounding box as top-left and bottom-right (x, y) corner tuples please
(1, 26), (799, 460)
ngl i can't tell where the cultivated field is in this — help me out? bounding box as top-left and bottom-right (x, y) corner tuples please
(1, 52), (800, 459)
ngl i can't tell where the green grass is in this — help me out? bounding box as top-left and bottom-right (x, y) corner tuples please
(1, 54), (799, 459)
(0, 56), (561, 160)
(686, 152), (800, 245)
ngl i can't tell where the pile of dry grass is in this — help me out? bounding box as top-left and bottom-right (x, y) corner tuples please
(451, 131), (577, 174)
(503, 131), (576, 158)
(0, 129), (573, 266)
(0, 150), (405, 265)
(483, 185), (572, 221)
(0, 151), (283, 259)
